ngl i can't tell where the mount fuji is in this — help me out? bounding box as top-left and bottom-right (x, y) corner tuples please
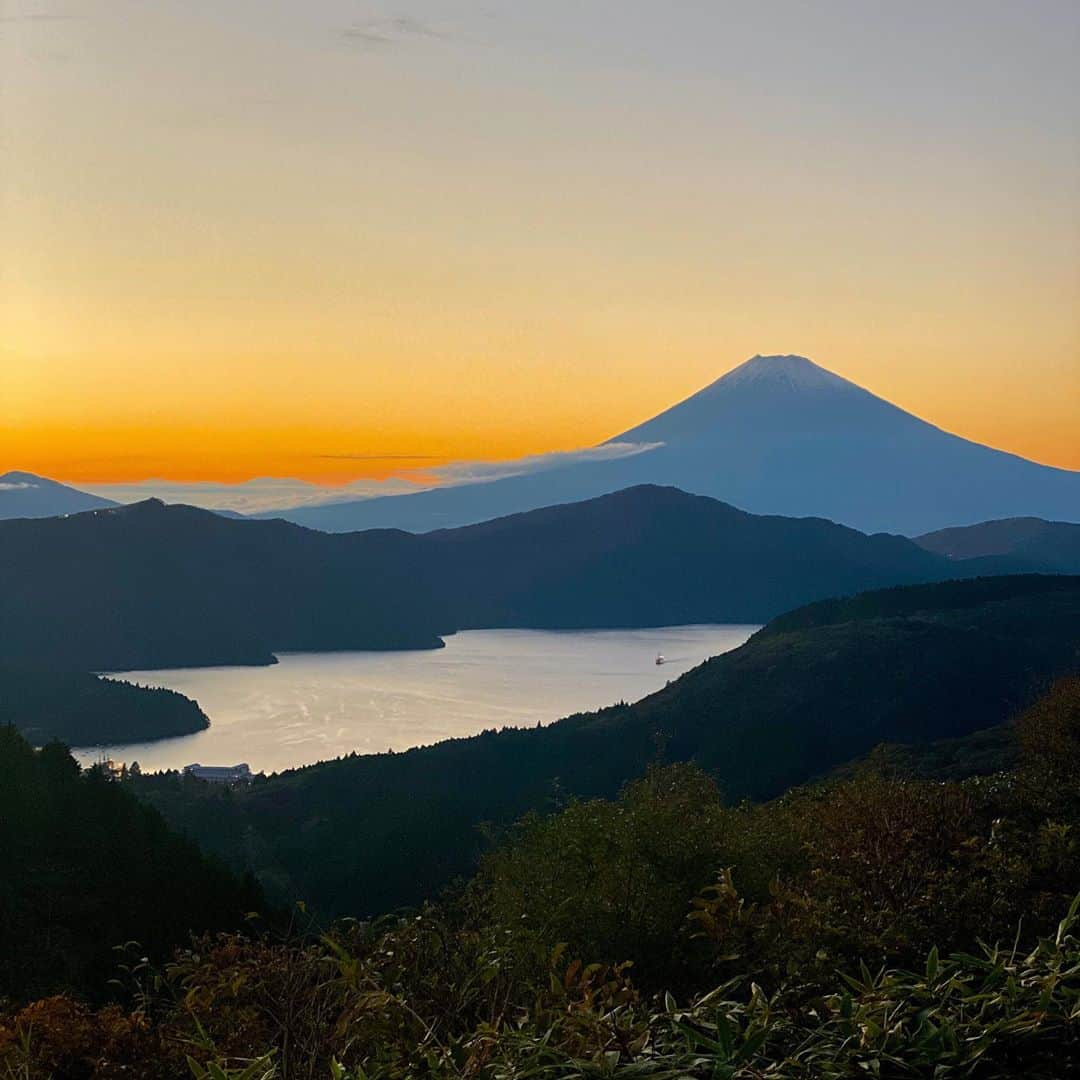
(266, 354), (1080, 535)
(0, 471), (116, 521)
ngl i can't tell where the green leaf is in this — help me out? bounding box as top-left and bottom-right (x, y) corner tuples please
(926, 946), (939, 983)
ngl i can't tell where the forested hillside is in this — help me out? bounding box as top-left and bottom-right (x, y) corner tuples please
(0, 499), (444, 671)
(0, 668), (207, 745)
(134, 574), (1080, 917)
(0, 728), (264, 1001)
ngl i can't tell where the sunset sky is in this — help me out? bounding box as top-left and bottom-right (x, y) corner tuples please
(2, 0), (1078, 488)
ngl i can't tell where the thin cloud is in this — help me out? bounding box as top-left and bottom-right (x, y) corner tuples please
(341, 27), (392, 46)
(82, 476), (425, 514)
(0, 12), (87, 22)
(82, 442), (664, 515)
(316, 454), (443, 462)
(386, 14), (447, 39)
(341, 13), (450, 49)
(429, 441), (663, 485)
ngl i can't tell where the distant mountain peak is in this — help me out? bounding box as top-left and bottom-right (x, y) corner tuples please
(0, 470), (116, 520)
(0, 470), (45, 487)
(711, 354), (852, 394)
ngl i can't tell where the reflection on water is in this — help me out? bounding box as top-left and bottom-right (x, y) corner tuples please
(73, 625), (757, 774)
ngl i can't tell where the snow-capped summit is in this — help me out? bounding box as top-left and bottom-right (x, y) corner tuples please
(711, 353), (851, 393)
(612, 352), (909, 446)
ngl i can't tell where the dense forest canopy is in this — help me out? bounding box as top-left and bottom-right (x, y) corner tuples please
(0, 727), (263, 1002)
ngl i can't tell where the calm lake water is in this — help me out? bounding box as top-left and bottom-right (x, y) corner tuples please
(73, 625), (756, 774)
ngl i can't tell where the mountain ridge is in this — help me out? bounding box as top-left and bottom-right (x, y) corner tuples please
(916, 516), (1080, 573)
(0, 483), (1015, 676)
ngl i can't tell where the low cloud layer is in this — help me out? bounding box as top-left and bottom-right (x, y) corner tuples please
(81, 476), (422, 514)
(82, 442), (663, 514)
(430, 441), (662, 486)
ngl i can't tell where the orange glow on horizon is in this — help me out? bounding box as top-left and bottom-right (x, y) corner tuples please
(3, 3), (1077, 486)
(4, 345), (1079, 486)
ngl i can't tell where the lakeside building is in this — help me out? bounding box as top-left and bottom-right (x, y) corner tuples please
(183, 762), (254, 785)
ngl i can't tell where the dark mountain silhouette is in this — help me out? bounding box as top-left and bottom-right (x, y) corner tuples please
(0, 485), (1005, 673)
(0, 500), (446, 671)
(0, 470), (115, 520)
(427, 485), (959, 629)
(0, 667), (208, 746)
(134, 574), (1080, 916)
(262, 354), (1080, 536)
(916, 517), (1080, 573)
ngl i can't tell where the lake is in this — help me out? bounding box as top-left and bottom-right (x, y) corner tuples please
(73, 625), (757, 774)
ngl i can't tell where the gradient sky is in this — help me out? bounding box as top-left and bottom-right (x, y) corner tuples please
(2, 0), (1078, 485)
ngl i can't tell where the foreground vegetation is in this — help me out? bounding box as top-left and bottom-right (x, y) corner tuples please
(4, 678), (1080, 1077)
(0, 727), (262, 1002)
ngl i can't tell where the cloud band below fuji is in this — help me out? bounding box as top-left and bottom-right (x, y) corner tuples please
(82, 442), (663, 514)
